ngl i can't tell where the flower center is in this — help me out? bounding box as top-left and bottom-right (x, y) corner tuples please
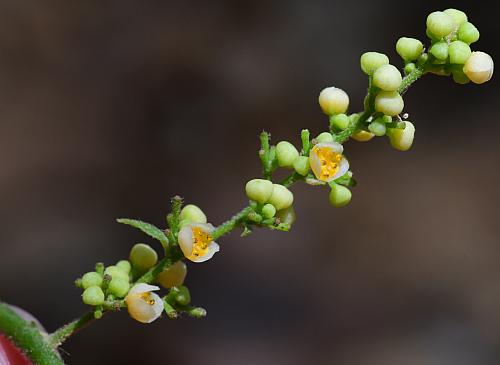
(313, 147), (342, 180)
(191, 227), (213, 258)
(139, 292), (156, 306)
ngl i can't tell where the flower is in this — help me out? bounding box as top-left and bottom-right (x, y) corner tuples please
(125, 283), (164, 323)
(178, 223), (219, 263)
(309, 142), (349, 182)
(463, 51), (494, 84)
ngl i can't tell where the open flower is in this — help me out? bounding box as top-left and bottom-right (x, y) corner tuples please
(125, 283), (164, 323)
(309, 142), (349, 182)
(178, 223), (219, 263)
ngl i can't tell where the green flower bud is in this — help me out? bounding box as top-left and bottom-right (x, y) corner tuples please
(388, 121), (415, 151)
(452, 70), (470, 84)
(429, 42), (449, 61)
(329, 183), (352, 208)
(449, 41), (471, 64)
(372, 64), (402, 91)
(129, 243), (158, 272)
(267, 184), (294, 211)
(261, 203), (277, 219)
(318, 87), (349, 115)
(276, 141), (299, 168)
(404, 62), (416, 75)
(382, 115), (392, 123)
(360, 52), (389, 75)
(180, 204), (207, 224)
(351, 130), (374, 142)
(82, 286), (105, 306)
(276, 206), (296, 226)
(375, 91), (404, 116)
(396, 37), (423, 61)
(81, 272), (103, 289)
(426, 11), (455, 39)
(188, 307), (207, 318)
(458, 22), (480, 45)
(463, 51), (494, 84)
(174, 286), (191, 306)
(316, 132), (334, 143)
(104, 265), (129, 281)
(116, 260), (131, 274)
(108, 277), (130, 298)
(157, 261), (187, 289)
(443, 8), (467, 26)
(329, 113), (349, 131)
(292, 156), (310, 176)
(368, 119), (387, 136)
(245, 179), (274, 204)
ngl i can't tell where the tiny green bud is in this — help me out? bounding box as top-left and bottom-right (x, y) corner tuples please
(261, 203), (277, 219)
(404, 62), (416, 75)
(108, 277), (130, 298)
(382, 115), (392, 124)
(417, 53), (429, 66)
(129, 244), (158, 272)
(94, 309), (103, 319)
(351, 130), (374, 142)
(396, 37), (423, 61)
(95, 262), (105, 275)
(368, 119), (387, 136)
(448, 41), (471, 64)
(372, 64), (402, 91)
(81, 272), (103, 290)
(292, 156), (310, 176)
(116, 260), (131, 274)
(374, 91), (404, 116)
(318, 87), (349, 115)
(245, 179), (274, 204)
(429, 42), (449, 61)
(276, 141), (300, 168)
(360, 52), (389, 75)
(275, 206), (296, 226)
(443, 8), (468, 26)
(174, 286), (191, 306)
(458, 22), (480, 45)
(426, 11), (455, 39)
(452, 70), (470, 84)
(188, 307), (207, 318)
(316, 132), (334, 143)
(158, 261), (187, 289)
(388, 121), (415, 151)
(104, 266), (129, 281)
(463, 51), (494, 84)
(268, 184), (294, 211)
(329, 183), (352, 208)
(82, 286), (105, 306)
(179, 204), (207, 224)
(329, 113), (349, 131)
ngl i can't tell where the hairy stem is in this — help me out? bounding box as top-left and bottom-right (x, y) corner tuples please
(48, 311), (94, 348)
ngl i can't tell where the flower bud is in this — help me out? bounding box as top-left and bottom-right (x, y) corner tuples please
(276, 141), (299, 168)
(351, 130), (375, 142)
(452, 70), (470, 84)
(157, 261), (187, 289)
(174, 286), (191, 306)
(329, 113), (349, 131)
(404, 62), (416, 75)
(388, 121), (415, 151)
(179, 204), (207, 224)
(125, 284), (164, 323)
(368, 119), (387, 136)
(375, 91), (404, 116)
(245, 179), (274, 204)
(463, 51), (494, 84)
(426, 11), (455, 39)
(449, 41), (471, 64)
(396, 37), (423, 61)
(443, 8), (468, 26)
(318, 87), (349, 115)
(261, 203), (277, 219)
(108, 277), (130, 298)
(129, 244), (158, 272)
(82, 286), (105, 306)
(429, 42), (449, 61)
(458, 22), (479, 45)
(360, 52), (389, 75)
(329, 183), (352, 208)
(372, 64), (402, 91)
(81, 272), (103, 289)
(276, 206), (296, 226)
(292, 156), (310, 176)
(316, 132), (334, 143)
(267, 184), (294, 211)
(104, 265), (129, 281)
(116, 260), (131, 274)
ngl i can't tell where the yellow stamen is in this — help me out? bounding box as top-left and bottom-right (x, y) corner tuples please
(312, 146), (342, 180)
(190, 227), (213, 259)
(139, 292), (155, 306)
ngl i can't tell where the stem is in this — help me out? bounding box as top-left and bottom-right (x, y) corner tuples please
(399, 64), (426, 95)
(212, 206), (254, 240)
(48, 311), (94, 348)
(0, 302), (63, 365)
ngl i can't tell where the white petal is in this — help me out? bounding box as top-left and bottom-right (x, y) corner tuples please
(144, 292), (164, 323)
(189, 241), (220, 263)
(126, 291), (164, 324)
(128, 283), (160, 296)
(315, 141), (343, 153)
(332, 157), (350, 180)
(178, 225), (194, 258)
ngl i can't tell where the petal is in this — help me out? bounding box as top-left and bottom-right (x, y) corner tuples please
(126, 291), (164, 324)
(315, 141), (343, 153)
(189, 241), (220, 263)
(332, 157), (350, 180)
(128, 283), (160, 296)
(178, 225), (194, 258)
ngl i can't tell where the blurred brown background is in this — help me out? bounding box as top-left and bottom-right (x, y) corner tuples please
(0, 0), (499, 364)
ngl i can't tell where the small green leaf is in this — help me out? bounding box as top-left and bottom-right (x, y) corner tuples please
(333, 172), (357, 187)
(117, 218), (169, 248)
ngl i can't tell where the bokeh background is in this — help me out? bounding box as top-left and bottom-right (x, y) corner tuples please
(0, 0), (499, 364)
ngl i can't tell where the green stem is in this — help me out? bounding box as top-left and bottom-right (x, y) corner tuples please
(0, 302), (63, 365)
(399, 64), (426, 95)
(48, 311), (94, 348)
(212, 206), (254, 240)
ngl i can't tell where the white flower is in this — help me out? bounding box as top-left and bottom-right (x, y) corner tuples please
(178, 223), (220, 263)
(125, 283), (164, 323)
(308, 142), (349, 182)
